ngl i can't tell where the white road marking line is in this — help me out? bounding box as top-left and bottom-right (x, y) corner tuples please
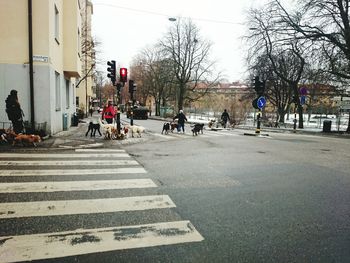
(0, 220), (204, 262)
(152, 133), (177, 139)
(0, 179), (157, 193)
(0, 160), (138, 166)
(0, 153), (130, 159)
(207, 131), (237, 136)
(75, 149), (125, 153)
(0, 167), (147, 177)
(0, 195), (175, 219)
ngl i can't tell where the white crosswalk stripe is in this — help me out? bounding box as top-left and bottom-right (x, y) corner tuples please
(0, 220), (203, 263)
(152, 129), (238, 140)
(0, 167), (146, 176)
(0, 149), (203, 261)
(0, 195), (175, 219)
(0, 179), (157, 193)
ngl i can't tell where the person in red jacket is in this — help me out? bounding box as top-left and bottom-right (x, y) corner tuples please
(102, 101), (116, 124)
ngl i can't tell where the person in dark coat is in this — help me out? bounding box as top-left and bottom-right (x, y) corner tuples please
(173, 109), (187, 133)
(221, 109), (230, 128)
(5, 90), (24, 134)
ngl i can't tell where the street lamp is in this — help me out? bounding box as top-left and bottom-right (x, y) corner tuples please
(168, 17), (176, 22)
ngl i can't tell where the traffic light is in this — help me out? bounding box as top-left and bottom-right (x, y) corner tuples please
(120, 68), (128, 83)
(254, 76), (265, 96)
(107, 60), (116, 85)
(129, 80), (136, 93)
(116, 82), (122, 92)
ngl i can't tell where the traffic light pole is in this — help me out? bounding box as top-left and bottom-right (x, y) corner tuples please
(256, 110), (261, 134)
(116, 89), (121, 136)
(130, 91), (134, 126)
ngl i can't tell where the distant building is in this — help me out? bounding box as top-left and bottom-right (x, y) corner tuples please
(0, 0), (94, 135)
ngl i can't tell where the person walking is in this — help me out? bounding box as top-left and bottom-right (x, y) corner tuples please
(102, 101), (116, 124)
(221, 109), (230, 128)
(173, 109), (187, 133)
(5, 89), (24, 134)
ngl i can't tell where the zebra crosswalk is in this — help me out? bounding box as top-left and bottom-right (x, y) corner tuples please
(154, 128), (238, 140)
(0, 149), (203, 262)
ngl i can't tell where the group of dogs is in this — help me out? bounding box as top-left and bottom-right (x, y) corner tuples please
(162, 122), (204, 136)
(0, 129), (41, 147)
(85, 118), (145, 139)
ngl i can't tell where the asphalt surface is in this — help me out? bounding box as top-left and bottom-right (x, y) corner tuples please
(0, 114), (349, 262)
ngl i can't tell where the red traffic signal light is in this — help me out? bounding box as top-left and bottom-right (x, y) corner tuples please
(120, 68), (127, 83)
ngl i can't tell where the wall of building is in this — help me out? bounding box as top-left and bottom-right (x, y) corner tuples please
(0, 0), (81, 135)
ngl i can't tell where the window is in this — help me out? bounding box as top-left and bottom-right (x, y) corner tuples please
(55, 4), (59, 43)
(55, 71), (61, 111)
(65, 79), (70, 109)
(78, 28), (81, 58)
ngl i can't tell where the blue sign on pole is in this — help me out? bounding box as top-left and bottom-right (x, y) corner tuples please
(257, 96), (266, 109)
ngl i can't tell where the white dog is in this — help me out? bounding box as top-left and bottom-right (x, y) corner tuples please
(98, 118), (116, 139)
(125, 125), (145, 138)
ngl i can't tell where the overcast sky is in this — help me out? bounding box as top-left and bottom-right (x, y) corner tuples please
(91, 0), (262, 82)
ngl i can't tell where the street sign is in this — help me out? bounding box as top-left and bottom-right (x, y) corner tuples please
(299, 87), (308, 95)
(257, 96), (266, 109)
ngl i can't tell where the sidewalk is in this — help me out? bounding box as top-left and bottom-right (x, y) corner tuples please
(148, 115), (350, 138)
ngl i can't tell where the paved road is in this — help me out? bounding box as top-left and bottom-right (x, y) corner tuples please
(1, 117), (349, 262)
(0, 149), (203, 262)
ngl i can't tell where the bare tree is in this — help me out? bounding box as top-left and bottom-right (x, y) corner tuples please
(251, 54), (294, 125)
(270, 0), (350, 131)
(247, 6), (307, 128)
(131, 46), (176, 116)
(160, 18), (220, 112)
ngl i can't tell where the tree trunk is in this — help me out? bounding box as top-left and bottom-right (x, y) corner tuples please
(177, 84), (185, 111)
(347, 114), (350, 133)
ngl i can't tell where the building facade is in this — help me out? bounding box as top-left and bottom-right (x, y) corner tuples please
(0, 0), (92, 135)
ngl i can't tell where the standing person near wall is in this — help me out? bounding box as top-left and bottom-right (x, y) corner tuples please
(5, 90), (24, 134)
(102, 101), (116, 124)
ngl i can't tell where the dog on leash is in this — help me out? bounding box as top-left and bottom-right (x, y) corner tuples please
(170, 122), (178, 133)
(12, 134), (41, 147)
(191, 123), (204, 136)
(85, 122), (102, 137)
(162, 122), (170, 134)
(0, 129), (17, 144)
(125, 125), (145, 138)
(99, 118), (116, 139)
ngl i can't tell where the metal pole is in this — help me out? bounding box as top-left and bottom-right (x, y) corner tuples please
(130, 91), (134, 126)
(116, 87), (121, 136)
(28, 0), (35, 130)
(255, 110), (261, 134)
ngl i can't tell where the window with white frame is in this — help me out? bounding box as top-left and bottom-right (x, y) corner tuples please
(55, 4), (59, 43)
(55, 71), (61, 111)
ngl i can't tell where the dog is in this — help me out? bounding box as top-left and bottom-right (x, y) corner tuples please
(191, 123), (204, 136)
(99, 118), (116, 139)
(0, 129), (17, 144)
(12, 134), (41, 147)
(162, 122), (170, 134)
(125, 125), (145, 138)
(85, 122), (102, 137)
(170, 122), (178, 133)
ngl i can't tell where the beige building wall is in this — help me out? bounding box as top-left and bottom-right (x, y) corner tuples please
(0, 0), (83, 135)
(76, 0), (95, 116)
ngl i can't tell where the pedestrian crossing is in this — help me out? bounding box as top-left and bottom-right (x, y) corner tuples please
(154, 128), (238, 140)
(0, 149), (203, 262)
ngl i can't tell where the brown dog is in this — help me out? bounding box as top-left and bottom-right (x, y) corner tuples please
(0, 129), (17, 144)
(13, 134), (41, 147)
